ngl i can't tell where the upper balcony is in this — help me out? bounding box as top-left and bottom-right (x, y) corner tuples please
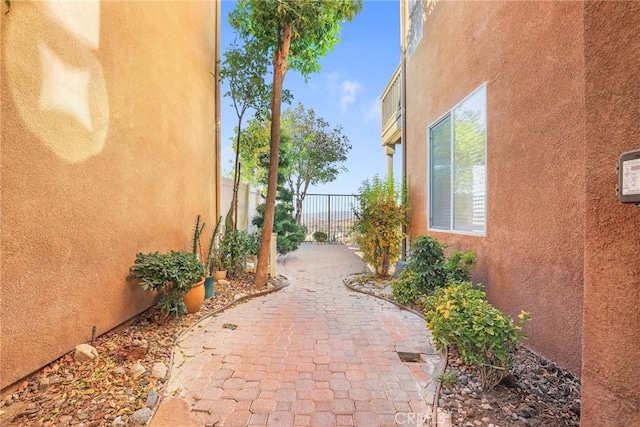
(380, 64), (402, 147)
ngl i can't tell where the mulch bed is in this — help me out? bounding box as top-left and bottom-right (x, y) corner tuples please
(346, 273), (581, 427)
(440, 346), (580, 426)
(0, 274), (286, 427)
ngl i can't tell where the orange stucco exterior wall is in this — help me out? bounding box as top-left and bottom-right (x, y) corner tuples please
(581, 2), (640, 425)
(1, 1), (220, 389)
(405, 1), (584, 374)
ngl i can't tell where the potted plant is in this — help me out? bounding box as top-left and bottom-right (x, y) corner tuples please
(128, 250), (205, 322)
(212, 245), (229, 281)
(192, 214), (226, 298)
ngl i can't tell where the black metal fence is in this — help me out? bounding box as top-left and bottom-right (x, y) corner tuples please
(297, 193), (360, 243)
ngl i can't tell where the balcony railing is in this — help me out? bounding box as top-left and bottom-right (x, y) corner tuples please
(381, 64), (402, 146)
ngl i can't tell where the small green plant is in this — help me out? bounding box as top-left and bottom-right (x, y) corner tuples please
(352, 175), (407, 277)
(128, 251), (204, 320)
(312, 231), (328, 243)
(192, 214), (224, 277)
(192, 214), (206, 260)
(204, 216), (224, 276)
(424, 281), (531, 388)
(219, 230), (258, 277)
(437, 371), (459, 386)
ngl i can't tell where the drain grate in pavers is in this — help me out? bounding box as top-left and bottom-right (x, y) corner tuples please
(397, 351), (425, 363)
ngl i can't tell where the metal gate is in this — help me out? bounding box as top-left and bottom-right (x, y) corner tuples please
(297, 193), (360, 243)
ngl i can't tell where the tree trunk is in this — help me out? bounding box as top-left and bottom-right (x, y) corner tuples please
(294, 179), (311, 225)
(229, 114), (244, 232)
(254, 24), (292, 288)
(294, 194), (303, 225)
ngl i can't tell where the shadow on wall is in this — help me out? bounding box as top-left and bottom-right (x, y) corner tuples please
(4, 0), (109, 163)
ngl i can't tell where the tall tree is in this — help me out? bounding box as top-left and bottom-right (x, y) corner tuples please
(229, 0), (363, 287)
(281, 104), (352, 224)
(219, 41), (270, 231)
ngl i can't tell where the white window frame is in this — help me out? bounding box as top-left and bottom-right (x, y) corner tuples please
(427, 83), (488, 236)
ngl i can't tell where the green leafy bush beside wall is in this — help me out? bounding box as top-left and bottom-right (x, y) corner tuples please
(391, 235), (475, 303)
(128, 251), (204, 319)
(424, 281), (531, 388)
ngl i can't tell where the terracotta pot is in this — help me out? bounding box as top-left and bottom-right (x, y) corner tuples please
(183, 277), (205, 314)
(204, 276), (215, 299)
(213, 270), (227, 282)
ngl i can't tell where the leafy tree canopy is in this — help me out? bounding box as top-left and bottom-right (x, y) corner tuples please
(229, 0), (362, 78)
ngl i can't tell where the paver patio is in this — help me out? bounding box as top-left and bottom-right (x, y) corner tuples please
(153, 244), (442, 426)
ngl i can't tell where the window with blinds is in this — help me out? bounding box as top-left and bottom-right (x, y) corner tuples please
(429, 84), (486, 235)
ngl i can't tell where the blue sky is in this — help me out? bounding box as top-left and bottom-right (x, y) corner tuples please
(220, 0), (403, 195)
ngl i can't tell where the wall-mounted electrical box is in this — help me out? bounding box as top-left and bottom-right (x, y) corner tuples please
(618, 149), (640, 204)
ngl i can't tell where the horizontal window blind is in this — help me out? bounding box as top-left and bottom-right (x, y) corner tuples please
(429, 85), (486, 235)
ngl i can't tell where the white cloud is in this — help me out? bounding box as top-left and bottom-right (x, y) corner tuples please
(363, 97), (381, 123)
(340, 80), (362, 112)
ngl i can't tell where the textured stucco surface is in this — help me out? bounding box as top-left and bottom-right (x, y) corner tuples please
(582, 2), (640, 425)
(1, 1), (219, 388)
(405, 1), (584, 374)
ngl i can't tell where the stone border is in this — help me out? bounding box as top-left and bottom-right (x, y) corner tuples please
(343, 273), (451, 426)
(149, 278), (289, 425)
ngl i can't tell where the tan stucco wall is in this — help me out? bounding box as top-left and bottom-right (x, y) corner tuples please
(582, 2), (640, 425)
(1, 1), (219, 388)
(405, 1), (584, 373)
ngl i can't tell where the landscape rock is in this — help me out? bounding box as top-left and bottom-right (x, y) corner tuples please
(218, 279), (230, 286)
(130, 407), (152, 425)
(130, 363), (146, 379)
(74, 344), (99, 362)
(113, 367), (126, 376)
(517, 403), (537, 418)
(0, 275), (284, 427)
(151, 362), (167, 379)
(146, 390), (160, 408)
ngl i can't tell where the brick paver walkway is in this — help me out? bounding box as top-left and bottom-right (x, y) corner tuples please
(158, 244), (441, 426)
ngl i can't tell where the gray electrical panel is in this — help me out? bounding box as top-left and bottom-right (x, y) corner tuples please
(619, 149), (640, 204)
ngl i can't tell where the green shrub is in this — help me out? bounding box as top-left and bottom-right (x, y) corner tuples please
(391, 269), (420, 305)
(312, 231), (328, 243)
(390, 236), (476, 304)
(128, 251), (204, 318)
(352, 175), (407, 277)
(410, 235), (447, 293)
(390, 235), (446, 303)
(424, 281), (531, 388)
(219, 230), (258, 277)
(444, 250), (476, 283)
(253, 189), (305, 255)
